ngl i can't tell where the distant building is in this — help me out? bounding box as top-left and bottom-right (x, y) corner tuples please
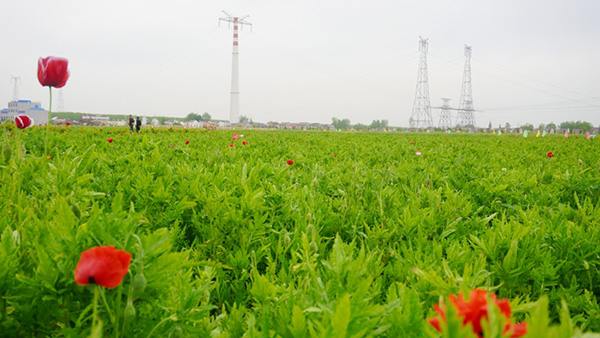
(0, 108), (9, 123)
(3, 100), (48, 125)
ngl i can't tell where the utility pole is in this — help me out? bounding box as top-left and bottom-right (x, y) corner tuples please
(410, 37), (433, 129)
(220, 11), (251, 124)
(457, 45), (475, 127)
(10, 75), (20, 101)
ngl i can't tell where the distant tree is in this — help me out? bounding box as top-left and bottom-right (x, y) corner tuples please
(369, 119), (389, 129)
(580, 121), (593, 131)
(505, 122), (511, 129)
(332, 117), (352, 130)
(239, 115), (253, 123)
(185, 113), (202, 121)
(353, 123), (368, 130)
(521, 123), (534, 131)
(546, 122), (557, 130)
(202, 112), (212, 121)
(538, 123), (546, 130)
(560, 120), (593, 131)
(488, 121), (492, 129)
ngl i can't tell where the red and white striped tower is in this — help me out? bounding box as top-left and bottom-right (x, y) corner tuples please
(220, 11), (251, 124)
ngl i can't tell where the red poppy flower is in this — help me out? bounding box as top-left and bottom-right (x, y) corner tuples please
(107, 138), (114, 143)
(185, 140), (190, 145)
(229, 143), (234, 148)
(37, 56), (70, 88)
(287, 160), (294, 165)
(74, 246), (132, 289)
(333, 154), (337, 157)
(242, 141), (248, 145)
(428, 289), (527, 338)
(66, 122), (71, 126)
(547, 152), (554, 158)
(15, 115), (34, 129)
(59, 122), (63, 125)
(410, 141), (414, 145)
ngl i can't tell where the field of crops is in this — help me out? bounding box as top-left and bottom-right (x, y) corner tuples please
(1, 125), (600, 337)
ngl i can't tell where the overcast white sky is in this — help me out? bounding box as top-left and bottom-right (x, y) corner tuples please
(2, 0), (599, 127)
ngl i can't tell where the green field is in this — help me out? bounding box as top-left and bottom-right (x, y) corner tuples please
(1, 126), (600, 337)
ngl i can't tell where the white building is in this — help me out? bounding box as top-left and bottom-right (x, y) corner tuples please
(3, 100), (48, 125)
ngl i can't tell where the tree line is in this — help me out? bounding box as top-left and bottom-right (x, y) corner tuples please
(331, 117), (389, 130)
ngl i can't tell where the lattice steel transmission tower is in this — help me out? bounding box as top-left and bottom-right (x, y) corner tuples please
(10, 75), (20, 101)
(457, 45), (475, 127)
(220, 11), (251, 124)
(410, 37), (433, 129)
(438, 98), (453, 129)
(57, 89), (65, 112)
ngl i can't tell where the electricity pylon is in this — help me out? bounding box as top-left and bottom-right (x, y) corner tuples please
(410, 37), (433, 129)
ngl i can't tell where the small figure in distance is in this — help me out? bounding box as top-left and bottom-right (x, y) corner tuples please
(136, 116), (142, 133)
(128, 115), (135, 134)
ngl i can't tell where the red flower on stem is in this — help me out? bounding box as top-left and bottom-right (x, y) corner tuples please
(428, 289), (527, 338)
(15, 115), (34, 129)
(37, 57), (70, 88)
(287, 160), (294, 165)
(242, 141), (248, 145)
(74, 246), (132, 289)
(66, 122), (71, 126)
(547, 152), (554, 158)
(185, 140), (190, 145)
(107, 138), (114, 143)
(229, 143), (234, 148)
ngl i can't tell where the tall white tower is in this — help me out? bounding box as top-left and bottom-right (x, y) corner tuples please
(220, 11), (251, 124)
(10, 75), (20, 101)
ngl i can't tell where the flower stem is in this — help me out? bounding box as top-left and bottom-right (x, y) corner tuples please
(92, 285), (99, 329)
(147, 315), (176, 338)
(45, 87), (52, 156)
(99, 287), (116, 324)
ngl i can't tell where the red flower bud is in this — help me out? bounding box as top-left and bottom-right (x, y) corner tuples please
(287, 160), (294, 165)
(107, 138), (114, 143)
(185, 140), (190, 145)
(547, 152), (554, 158)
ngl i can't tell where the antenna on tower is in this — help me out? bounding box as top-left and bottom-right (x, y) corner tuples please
(457, 45), (475, 127)
(438, 98), (453, 129)
(410, 37), (433, 129)
(220, 11), (252, 124)
(10, 75), (20, 101)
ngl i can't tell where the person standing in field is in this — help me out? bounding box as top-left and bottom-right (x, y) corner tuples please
(136, 117), (142, 133)
(128, 115), (135, 133)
